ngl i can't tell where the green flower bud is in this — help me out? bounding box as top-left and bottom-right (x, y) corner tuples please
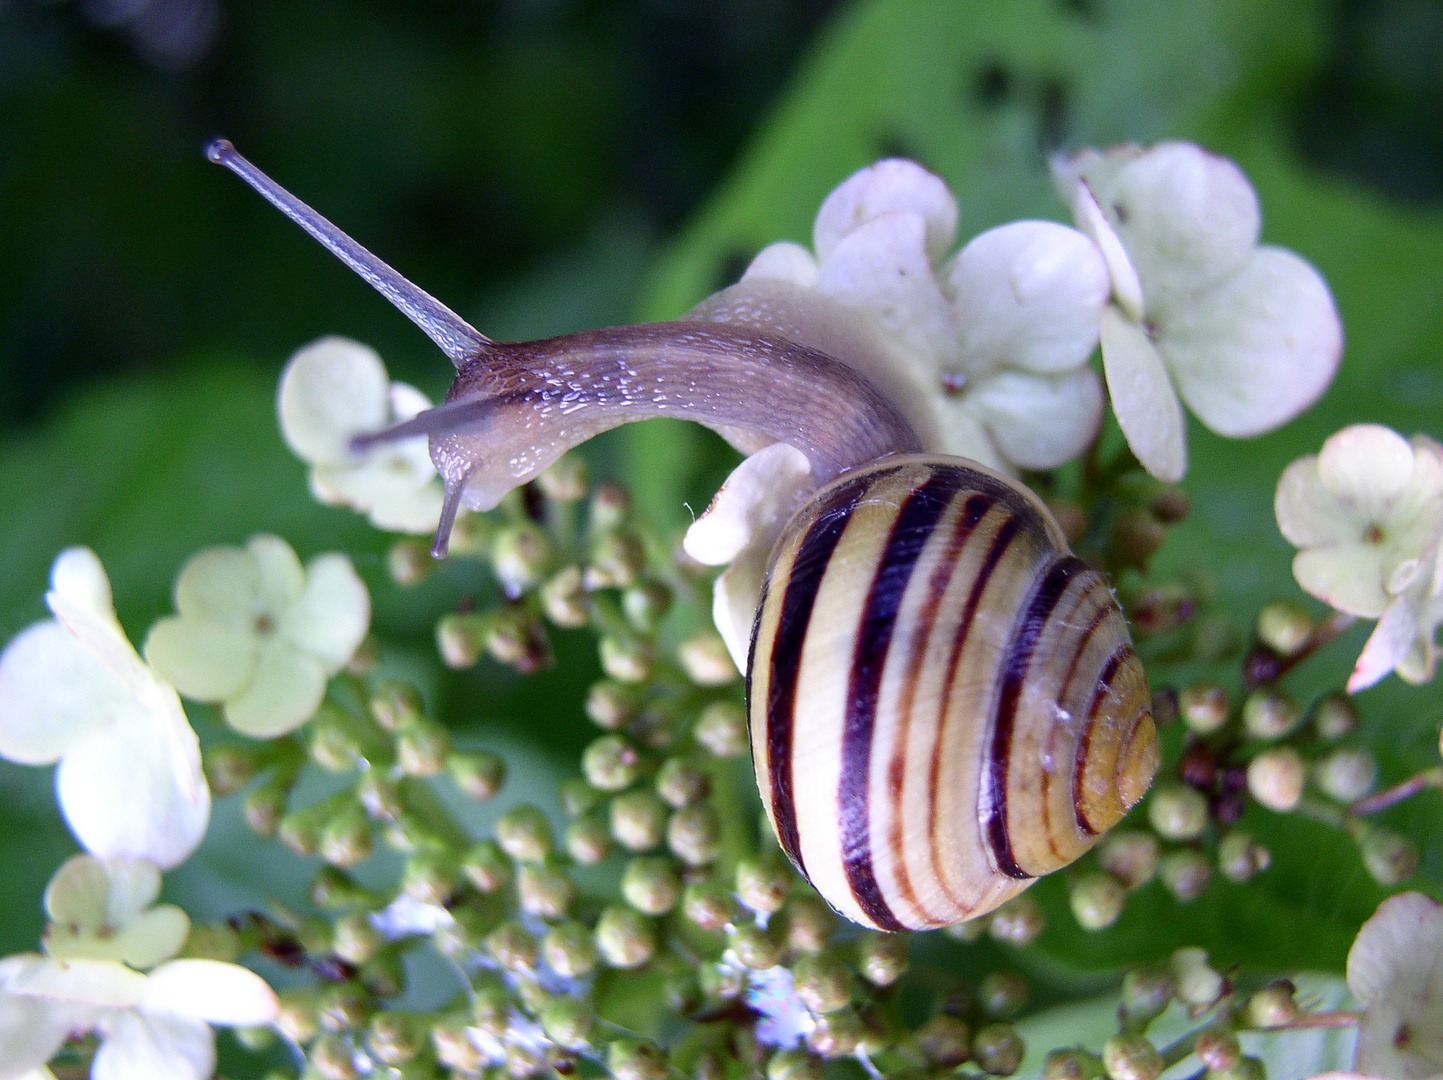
(396, 718), (451, 776)
(622, 581), (672, 632)
(683, 881), (738, 931)
(608, 1038), (668, 1080)
(1246, 747), (1304, 811)
(980, 970), (1029, 1019)
(447, 749), (506, 801)
(1121, 966), (1174, 1027)
(402, 851), (457, 905)
(1148, 783), (1209, 840)
(386, 538), (433, 588)
(368, 681), (422, 731)
(792, 952), (853, 1014)
(492, 523), (553, 594)
(974, 1022), (1026, 1076)
(736, 858), (791, 915)
(542, 566), (590, 628)
(332, 912), (382, 965)
(1102, 1033), (1161, 1080)
(275, 987), (322, 1043)
(588, 530), (645, 590)
(309, 866), (380, 910)
(467, 985), (511, 1037)
(433, 1013), (486, 1072)
(310, 1032), (364, 1079)
(242, 774), (291, 837)
(308, 710), (362, 773)
(767, 1049), (825, 1080)
(1069, 872), (1127, 931)
(203, 744), (264, 796)
(560, 776), (602, 817)
(455, 839), (510, 894)
(1113, 507), (1167, 568)
(1169, 947), (1224, 1008)
(543, 920), (599, 979)
(484, 605), (552, 673)
(595, 905), (656, 968)
(566, 816), (611, 864)
(1178, 681), (1230, 735)
(667, 803), (722, 866)
(1151, 486), (1190, 523)
(541, 996), (593, 1051)
(1255, 600), (1313, 656)
(914, 1014), (972, 1066)
(1241, 688), (1301, 740)
(295, 915), (332, 958)
(367, 1011), (424, 1066)
(1097, 830), (1159, 890)
(856, 932), (907, 986)
(181, 922), (241, 963)
(485, 919), (538, 973)
(1313, 747), (1378, 802)
(1359, 825), (1420, 885)
(987, 895), (1045, 945)
(611, 790), (668, 852)
(276, 807), (323, 857)
(319, 803), (374, 868)
(518, 864), (576, 920)
(317, 983), (372, 1033)
(1158, 850), (1211, 902)
(1217, 830), (1271, 883)
(354, 771), (404, 822)
(1042, 1047), (1105, 1080)
(678, 630), (738, 686)
(435, 611), (487, 669)
(783, 895), (837, 954)
(655, 757), (708, 808)
(600, 633), (656, 683)
(539, 454), (589, 501)
(700, 960), (746, 1001)
(585, 680), (637, 730)
(1312, 693), (1359, 739)
(583, 734), (642, 791)
(728, 923), (783, 970)
(1193, 1027), (1241, 1071)
(622, 856), (683, 915)
(694, 701), (749, 758)
(1244, 980), (1299, 1028)
(806, 1008), (867, 1057)
(497, 804), (553, 862)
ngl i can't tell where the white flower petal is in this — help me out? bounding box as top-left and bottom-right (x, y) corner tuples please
(742, 241), (819, 287)
(56, 693), (209, 870)
(1293, 546), (1391, 618)
(683, 443), (813, 567)
(1099, 306), (1187, 482)
(44, 854), (111, 930)
(172, 547), (259, 628)
(222, 638), (327, 739)
(363, 480), (447, 534)
(1070, 181), (1145, 322)
(1275, 455), (1352, 548)
(0, 622), (118, 764)
(93, 1008), (214, 1080)
(712, 553), (770, 675)
(0, 983), (87, 1080)
(115, 906), (190, 971)
(969, 367), (1105, 471)
(278, 336), (391, 466)
(1347, 892), (1443, 1077)
(49, 549), (115, 630)
(143, 618), (258, 703)
(945, 221), (1108, 376)
(45, 579), (153, 708)
(98, 860), (164, 929)
(1317, 425), (1417, 517)
(279, 554), (370, 671)
(313, 457), (445, 534)
(10, 958), (146, 1009)
(389, 381), (434, 422)
(815, 211), (961, 372)
(925, 397), (1004, 471)
(813, 159), (958, 265)
(1349, 591), (1422, 691)
(142, 960), (278, 1026)
(1158, 246), (1342, 438)
(247, 534), (305, 614)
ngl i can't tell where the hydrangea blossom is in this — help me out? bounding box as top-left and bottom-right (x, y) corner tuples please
(144, 534), (370, 738)
(0, 549), (209, 870)
(278, 335), (446, 533)
(1276, 425), (1443, 690)
(0, 855), (276, 1080)
(1053, 141), (1343, 482)
(1346, 891), (1443, 1079)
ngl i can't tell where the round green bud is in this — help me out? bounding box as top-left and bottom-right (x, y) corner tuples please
(768, 1049), (825, 1080)
(561, 776), (603, 817)
(539, 454), (589, 501)
(181, 922), (241, 963)
(458, 839), (511, 894)
(792, 952), (853, 1014)
(1147, 783), (1209, 840)
(1243, 980), (1299, 1028)
(683, 880), (738, 931)
(485, 919), (538, 973)
(806, 1008), (867, 1057)
(566, 816), (611, 865)
(386, 538), (432, 588)
(608, 1038), (668, 1080)
(308, 866), (379, 910)
(582, 734), (642, 791)
(1102, 1033), (1162, 1080)
(856, 932), (907, 986)
(1120, 966), (1174, 1026)
(678, 630), (738, 686)
(1217, 830), (1271, 883)
(518, 864), (576, 920)
(1169, 948), (1224, 1008)
(541, 565), (590, 629)
(491, 522), (553, 594)
(596, 905), (656, 968)
(332, 912), (382, 965)
(728, 923), (783, 970)
(1193, 1027), (1241, 1071)
(1178, 681), (1230, 735)
(655, 757), (708, 808)
(396, 718), (451, 777)
(622, 856), (683, 915)
(400, 850), (457, 905)
(244, 782), (291, 838)
(784, 895), (837, 954)
(1112, 507), (1167, 568)
(914, 1013), (971, 1066)
(694, 701), (749, 758)
(276, 808), (321, 858)
(370, 681), (423, 731)
(1255, 600), (1313, 656)
(1042, 1048), (1105, 1080)
(274, 987), (321, 1043)
(1313, 693), (1360, 739)
(319, 804), (373, 868)
(310, 1032), (364, 1079)
(1313, 747), (1377, 803)
(469, 986), (511, 1036)
(980, 970), (1029, 1019)
(1241, 688), (1301, 740)
(355, 771), (404, 822)
(974, 1022), (1027, 1076)
(367, 1012), (424, 1066)
(585, 680), (637, 730)
(358, 951), (405, 1000)
(541, 996), (592, 1051)
(496, 804), (554, 862)
(483, 606), (551, 674)
(543, 920), (599, 979)
(202, 744), (263, 798)
(317, 983), (372, 1033)
(435, 611), (487, 669)
(987, 895), (1046, 945)
(736, 858), (791, 915)
(1359, 825), (1420, 885)
(667, 803), (722, 866)
(588, 529), (646, 590)
(309, 711), (361, 772)
(1246, 747), (1304, 811)
(1158, 850), (1211, 902)
(433, 1013), (486, 1071)
(622, 581), (672, 632)
(700, 960), (746, 1001)
(447, 750), (506, 801)
(600, 633), (656, 683)
(1097, 830), (1159, 890)
(611, 790), (668, 852)
(1069, 872), (1127, 931)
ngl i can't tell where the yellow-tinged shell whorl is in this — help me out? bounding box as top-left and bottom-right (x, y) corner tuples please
(747, 456), (1157, 931)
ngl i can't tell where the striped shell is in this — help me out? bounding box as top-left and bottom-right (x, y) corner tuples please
(748, 456), (1157, 931)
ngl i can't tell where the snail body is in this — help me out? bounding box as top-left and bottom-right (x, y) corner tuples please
(210, 141), (1157, 929)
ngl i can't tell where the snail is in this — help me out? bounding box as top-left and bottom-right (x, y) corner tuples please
(209, 140), (1158, 930)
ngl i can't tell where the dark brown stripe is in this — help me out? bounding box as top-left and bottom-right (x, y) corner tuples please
(984, 556), (1088, 879)
(1073, 643), (1135, 835)
(839, 471), (955, 932)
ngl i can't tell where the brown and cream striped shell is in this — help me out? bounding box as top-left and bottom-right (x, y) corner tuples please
(749, 456), (1157, 931)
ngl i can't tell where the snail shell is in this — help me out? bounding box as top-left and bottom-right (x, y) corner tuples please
(209, 141), (1158, 930)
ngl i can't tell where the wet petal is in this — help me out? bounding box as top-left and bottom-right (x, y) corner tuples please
(1349, 590), (1423, 691)
(1317, 425), (1418, 515)
(313, 457), (445, 534)
(1069, 181), (1145, 322)
(683, 443), (813, 567)
(742, 241), (819, 286)
(969, 367), (1105, 471)
(93, 1008), (214, 1080)
(278, 336), (390, 466)
(48, 549), (116, 630)
(247, 535), (305, 614)
(924, 397), (1002, 471)
(0, 622), (120, 764)
(1275, 455), (1355, 548)
(143, 618), (257, 702)
(1293, 545), (1391, 619)
(945, 221), (1109, 376)
(1159, 246), (1342, 438)
(172, 547), (259, 628)
(712, 552), (769, 674)
(142, 960), (278, 1026)
(1099, 306), (1187, 482)
(813, 159), (958, 265)
(222, 638), (327, 739)
(279, 554), (370, 671)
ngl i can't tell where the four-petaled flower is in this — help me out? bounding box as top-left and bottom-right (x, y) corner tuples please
(1346, 891), (1443, 1079)
(1276, 424), (1443, 690)
(278, 335), (446, 533)
(0, 549), (209, 870)
(1054, 140), (1343, 482)
(144, 534), (370, 738)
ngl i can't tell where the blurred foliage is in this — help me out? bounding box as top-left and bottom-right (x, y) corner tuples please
(1, 0), (1442, 1022)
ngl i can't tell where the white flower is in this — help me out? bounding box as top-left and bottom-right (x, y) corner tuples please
(1276, 425), (1443, 690)
(278, 335), (446, 533)
(0, 549), (209, 870)
(1054, 141), (1343, 482)
(144, 534), (370, 738)
(1346, 891), (1443, 1079)
(42, 855), (190, 968)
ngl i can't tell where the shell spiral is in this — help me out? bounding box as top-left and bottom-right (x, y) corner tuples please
(747, 456), (1157, 931)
